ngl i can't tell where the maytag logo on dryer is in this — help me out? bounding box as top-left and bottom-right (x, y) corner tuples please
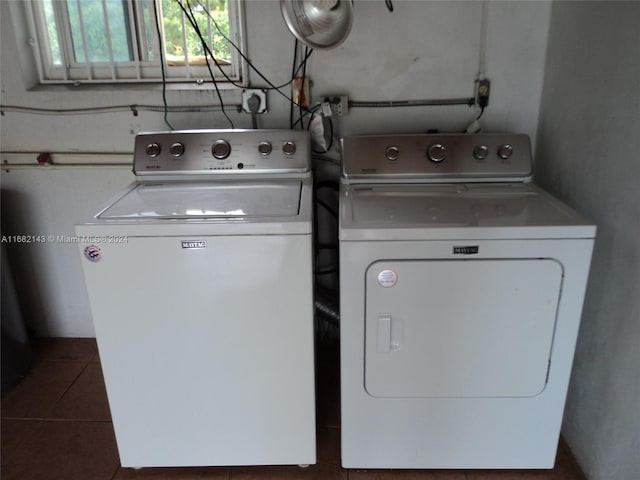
(453, 246), (479, 255)
(181, 240), (207, 249)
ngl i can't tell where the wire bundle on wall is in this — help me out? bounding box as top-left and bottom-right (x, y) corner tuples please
(174, 0), (316, 129)
(173, 0), (235, 128)
(2, 0), (488, 133)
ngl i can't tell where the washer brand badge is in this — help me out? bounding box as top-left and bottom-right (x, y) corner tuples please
(377, 269), (398, 288)
(84, 244), (102, 262)
(181, 240), (207, 249)
(453, 246), (479, 255)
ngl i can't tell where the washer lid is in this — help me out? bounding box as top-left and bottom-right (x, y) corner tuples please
(98, 180), (302, 220)
(340, 183), (596, 240)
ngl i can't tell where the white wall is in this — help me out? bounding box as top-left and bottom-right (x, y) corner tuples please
(2, 168), (133, 336)
(1, 0), (552, 336)
(535, 3), (640, 479)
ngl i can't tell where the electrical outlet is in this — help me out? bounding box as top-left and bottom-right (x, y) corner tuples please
(320, 95), (349, 116)
(241, 89), (267, 114)
(475, 79), (490, 108)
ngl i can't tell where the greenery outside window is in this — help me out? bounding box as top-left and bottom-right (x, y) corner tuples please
(26, 0), (245, 85)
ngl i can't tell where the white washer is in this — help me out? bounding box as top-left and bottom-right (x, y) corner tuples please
(339, 133), (595, 469)
(76, 129), (316, 468)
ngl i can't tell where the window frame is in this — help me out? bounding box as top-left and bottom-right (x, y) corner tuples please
(24, 0), (247, 86)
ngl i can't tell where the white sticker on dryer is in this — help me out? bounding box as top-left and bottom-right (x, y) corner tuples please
(377, 269), (398, 288)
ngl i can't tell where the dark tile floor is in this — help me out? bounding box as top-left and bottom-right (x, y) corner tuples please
(1, 338), (586, 480)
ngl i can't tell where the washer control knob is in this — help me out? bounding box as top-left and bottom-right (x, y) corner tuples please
(146, 143), (161, 158)
(282, 141), (296, 156)
(258, 141), (273, 156)
(212, 139), (231, 159)
(427, 143), (447, 163)
(170, 142), (185, 157)
(473, 145), (489, 160)
(385, 146), (400, 161)
(498, 144), (513, 160)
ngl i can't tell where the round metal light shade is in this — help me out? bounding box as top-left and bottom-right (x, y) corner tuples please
(280, 0), (354, 50)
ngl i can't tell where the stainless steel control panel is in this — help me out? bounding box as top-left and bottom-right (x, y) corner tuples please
(133, 129), (310, 176)
(341, 133), (532, 183)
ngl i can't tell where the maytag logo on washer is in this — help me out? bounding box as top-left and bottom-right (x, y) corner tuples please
(181, 240), (207, 249)
(453, 245), (479, 255)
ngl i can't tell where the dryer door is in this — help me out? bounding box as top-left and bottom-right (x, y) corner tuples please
(364, 259), (562, 398)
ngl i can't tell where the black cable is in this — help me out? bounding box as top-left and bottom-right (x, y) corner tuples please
(298, 46), (311, 130)
(313, 181), (340, 220)
(476, 106), (485, 120)
(153, 1), (174, 130)
(290, 40), (298, 129)
(291, 46), (315, 129)
(195, 0), (313, 91)
(288, 48), (314, 87)
(163, 0), (318, 128)
(385, 0), (394, 12)
(179, 0), (234, 128)
(325, 117), (334, 151)
(233, 39), (312, 91)
(184, 2), (234, 128)
(178, 0), (318, 125)
(179, 0), (244, 87)
(316, 197), (338, 219)
(292, 104), (320, 130)
(194, 0), (286, 89)
(193, 0), (314, 113)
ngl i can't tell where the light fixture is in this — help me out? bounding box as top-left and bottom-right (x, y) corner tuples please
(280, 0), (354, 50)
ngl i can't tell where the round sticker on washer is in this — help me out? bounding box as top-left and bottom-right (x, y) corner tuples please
(84, 244), (102, 262)
(377, 269), (398, 288)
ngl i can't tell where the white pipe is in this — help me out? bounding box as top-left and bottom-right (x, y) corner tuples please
(477, 0), (489, 80)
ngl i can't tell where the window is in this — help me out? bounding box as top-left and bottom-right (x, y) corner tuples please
(26, 0), (245, 85)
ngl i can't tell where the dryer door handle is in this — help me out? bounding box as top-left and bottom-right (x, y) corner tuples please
(377, 315), (392, 353)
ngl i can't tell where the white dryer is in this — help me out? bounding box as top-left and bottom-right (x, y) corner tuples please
(77, 129), (315, 468)
(339, 133), (595, 469)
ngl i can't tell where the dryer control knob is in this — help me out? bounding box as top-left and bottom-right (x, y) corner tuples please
(258, 141), (272, 156)
(146, 143), (161, 158)
(212, 140), (231, 159)
(498, 144), (513, 160)
(282, 141), (296, 155)
(170, 142), (185, 157)
(385, 146), (400, 161)
(427, 143), (447, 163)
